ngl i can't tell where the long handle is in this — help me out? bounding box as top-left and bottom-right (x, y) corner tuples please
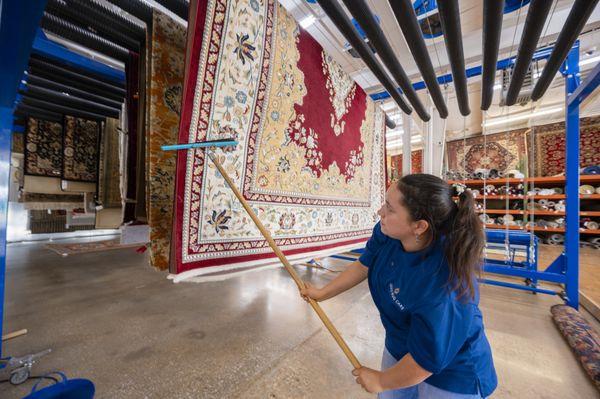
(208, 152), (361, 369)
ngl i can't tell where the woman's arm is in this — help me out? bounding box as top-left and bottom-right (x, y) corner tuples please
(353, 353), (432, 393)
(300, 260), (368, 302)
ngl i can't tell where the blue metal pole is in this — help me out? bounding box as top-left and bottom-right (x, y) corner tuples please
(0, 0), (48, 359)
(564, 46), (581, 309)
(161, 140), (239, 151)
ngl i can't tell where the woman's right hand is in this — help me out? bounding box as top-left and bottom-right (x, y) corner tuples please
(300, 282), (325, 302)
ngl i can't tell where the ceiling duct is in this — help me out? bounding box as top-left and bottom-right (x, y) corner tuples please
(500, 61), (540, 107)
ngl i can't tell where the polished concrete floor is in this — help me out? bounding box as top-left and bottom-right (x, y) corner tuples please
(1, 240), (599, 398)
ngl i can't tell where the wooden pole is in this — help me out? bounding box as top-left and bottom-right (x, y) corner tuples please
(207, 152), (361, 369)
(2, 329), (27, 341)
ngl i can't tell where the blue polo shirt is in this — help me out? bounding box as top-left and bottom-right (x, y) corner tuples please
(359, 222), (497, 397)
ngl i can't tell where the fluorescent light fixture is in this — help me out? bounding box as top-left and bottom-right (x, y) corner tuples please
(300, 15), (316, 29)
(482, 106), (563, 128)
(580, 55), (600, 67)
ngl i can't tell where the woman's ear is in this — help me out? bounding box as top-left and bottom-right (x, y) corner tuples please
(413, 220), (429, 236)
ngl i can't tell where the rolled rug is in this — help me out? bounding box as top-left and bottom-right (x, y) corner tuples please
(546, 221), (559, 229)
(539, 199), (549, 208)
(489, 169), (499, 179)
(555, 201), (566, 212)
(596, 186), (600, 195)
(589, 237), (600, 246)
(537, 219), (549, 228)
(552, 187), (563, 194)
(497, 171), (505, 178)
(579, 185), (595, 195)
(539, 188), (555, 196)
(547, 201), (556, 209)
(584, 221), (600, 230)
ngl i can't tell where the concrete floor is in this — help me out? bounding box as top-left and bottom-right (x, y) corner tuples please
(1, 240), (599, 398)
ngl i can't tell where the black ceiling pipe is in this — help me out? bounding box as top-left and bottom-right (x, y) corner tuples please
(437, 0), (470, 116)
(67, 0), (146, 40)
(505, 0), (553, 106)
(532, 0), (600, 101)
(342, 0), (430, 121)
(22, 97), (106, 121)
(41, 12), (130, 62)
(105, 0), (153, 24)
(316, 0), (413, 116)
(29, 58), (126, 97)
(385, 114), (396, 129)
(30, 53), (125, 88)
(155, 0), (189, 21)
(28, 66), (125, 104)
(21, 85), (121, 118)
(481, 0), (505, 110)
(26, 75), (123, 109)
(15, 104), (63, 122)
(387, 0), (448, 118)
(46, 0), (141, 51)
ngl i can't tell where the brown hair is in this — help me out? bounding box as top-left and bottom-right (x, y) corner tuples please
(396, 174), (484, 300)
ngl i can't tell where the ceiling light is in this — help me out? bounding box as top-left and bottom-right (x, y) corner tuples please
(300, 15), (316, 29)
(482, 107), (563, 128)
(580, 55), (600, 67)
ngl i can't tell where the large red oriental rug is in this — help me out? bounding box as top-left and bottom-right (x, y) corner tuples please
(171, 0), (385, 276)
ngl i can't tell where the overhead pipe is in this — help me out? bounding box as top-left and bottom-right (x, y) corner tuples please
(385, 114), (396, 129)
(437, 0), (470, 116)
(481, 0), (505, 110)
(22, 97), (106, 121)
(26, 75), (123, 109)
(505, 0), (553, 106)
(30, 53), (125, 88)
(15, 104), (63, 122)
(316, 0), (413, 116)
(155, 0), (189, 21)
(105, 0), (153, 24)
(387, 0), (448, 118)
(28, 66), (125, 104)
(532, 0), (600, 101)
(20, 85), (121, 118)
(41, 12), (130, 62)
(68, 0), (146, 40)
(342, 0), (430, 121)
(46, 0), (141, 51)
(29, 57), (126, 97)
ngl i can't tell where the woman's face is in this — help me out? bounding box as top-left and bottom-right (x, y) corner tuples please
(377, 184), (415, 240)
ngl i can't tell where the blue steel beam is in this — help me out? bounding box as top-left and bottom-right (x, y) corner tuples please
(483, 265), (566, 284)
(568, 61), (600, 108)
(31, 30), (125, 85)
(564, 46), (581, 309)
(0, 0), (48, 361)
(480, 279), (558, 296)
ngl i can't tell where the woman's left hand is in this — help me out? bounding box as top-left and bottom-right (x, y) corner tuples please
(352, 367), (385, 393)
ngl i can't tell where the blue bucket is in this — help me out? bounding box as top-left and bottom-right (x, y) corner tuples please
(23, 372), (94, 399)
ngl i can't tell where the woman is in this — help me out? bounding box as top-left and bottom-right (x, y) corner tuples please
(301, 174), (497, 398)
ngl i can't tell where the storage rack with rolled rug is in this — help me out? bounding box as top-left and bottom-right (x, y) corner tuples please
(439, 0), (599, 308)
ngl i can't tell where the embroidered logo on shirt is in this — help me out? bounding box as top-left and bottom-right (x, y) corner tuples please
(389, 283), (405, 310)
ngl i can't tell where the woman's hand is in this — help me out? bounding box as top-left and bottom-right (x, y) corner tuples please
(352, 367), (384, 393)
(299, 282), (325, 302)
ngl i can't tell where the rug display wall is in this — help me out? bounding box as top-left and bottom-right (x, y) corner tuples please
(527, 116), (600, 176)
(146, 9), (186, 269)
(171, 0), (385, 274)
(25, 118), (63, 178)
(446, 129), (528, 174)
(390, 150), (423, 179)
(62, 116), (100, 183)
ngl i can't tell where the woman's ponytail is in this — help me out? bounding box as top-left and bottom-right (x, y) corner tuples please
(445, 190), (485, 300)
